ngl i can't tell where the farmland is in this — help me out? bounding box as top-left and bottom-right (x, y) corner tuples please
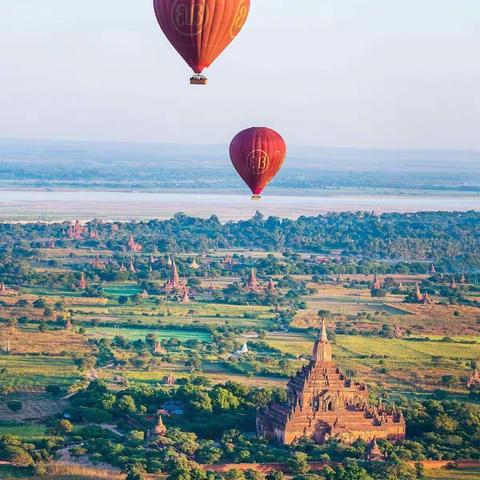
(0, 214), (479, 480)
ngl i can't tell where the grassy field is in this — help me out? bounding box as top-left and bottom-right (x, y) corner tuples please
(0, 355), (79, 389)
(86, 325), (211, 342)
(425, 467), (480, 479)
(0, 423), (48, 441)
(264, 332), (480, 394)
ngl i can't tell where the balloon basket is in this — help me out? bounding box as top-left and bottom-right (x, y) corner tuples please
(190, 74), (208, 85)
(251, 195), (262, 201)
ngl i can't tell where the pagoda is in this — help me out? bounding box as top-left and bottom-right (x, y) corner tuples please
(430, 264), (436, 274)
(92, 256), (106, 270)
(0, 283), (17, 296)
(223, 254), (234, 266)
(257, 320), (406, 445)
(180, 287), (190, 304)
(78, 273), (87, 290)
(119, 263), (127, 273)
(372, 275), (383, 290)
(162, 373), (177, 386)
(467, 368), (480, 389)
(163, 259), (185, 293)
(140, 290), (149, 299)
(415, 284), (423, 303)
(190, 258), (200, 270)
(245, 269), (263, 293)
(90, 230), (99, 240)
(129, 259), (136, 274)
(366, 438), (385, 461)
(127, 235), (143, 253)
(450, 277), (458, 290)
(267, 278), (277, 295)
(422, 292), (433, 305)
(460, 273), (466, 285)
(150, 412), (167, 437)
(67, 220), (86, 240)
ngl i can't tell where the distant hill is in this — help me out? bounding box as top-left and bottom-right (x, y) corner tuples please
(0, 138), (478, 192)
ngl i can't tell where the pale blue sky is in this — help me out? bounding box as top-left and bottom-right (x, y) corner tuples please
(0, 0), (479, 149)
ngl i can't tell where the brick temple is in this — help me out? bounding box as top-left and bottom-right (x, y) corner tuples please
(257, 320), (406, 445)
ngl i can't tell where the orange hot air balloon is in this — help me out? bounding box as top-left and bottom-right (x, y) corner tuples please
(153, 0), (250, 85)
(229, 127), (287, 199)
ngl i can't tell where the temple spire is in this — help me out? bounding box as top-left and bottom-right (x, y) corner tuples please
(320, 318), (328, 343)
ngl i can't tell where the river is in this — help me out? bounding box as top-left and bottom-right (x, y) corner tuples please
(0, 190), (478, 222)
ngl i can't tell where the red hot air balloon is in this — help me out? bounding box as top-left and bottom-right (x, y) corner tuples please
(229, 128), (287, 199)
(153, 0), (250, 85)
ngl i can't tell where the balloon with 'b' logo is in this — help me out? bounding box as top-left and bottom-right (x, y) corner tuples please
(229, 128), (287, 199)
(153, 0), (250, 85)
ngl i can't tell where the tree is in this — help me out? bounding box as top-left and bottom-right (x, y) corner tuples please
(118, 395), (137, 413)
(5, 446), (34, 467)
(323, 461), (373, 480)
(54, 419), (73, 435)
(287, 452), (309, 474)
(126, 463), (147, 480)
(211, 387), (240, 412)
(6, 400), (22, 413)
(118, 296), (129, 305)
(70, 445), (87, 460)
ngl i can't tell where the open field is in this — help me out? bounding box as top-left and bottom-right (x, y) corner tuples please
(295, 283), (480, 336)
(425, 468), (480, 479)
(264, 331), (480, 395)
(0, 329), (89, 356)
(0, 392), (66, 422)
(0, 423), (48, 441)
(0, 355), (79, 390)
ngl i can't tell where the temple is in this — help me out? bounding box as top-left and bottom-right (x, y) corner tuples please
(372, 275), (383, 290)
(127, 235), (143, 253)
(67, 220), (86, 240)
(78, 272), (87, 290)
(180, 287), (190, 304)
(267, 278), (277, 294)
(164, 259), (186, 293)
(415, 284), (424, 303)
(257, 320), (406, 445)
(0, 283), (18, 296)
(467, 368), (480, 389)
(245, 269), (263, 293)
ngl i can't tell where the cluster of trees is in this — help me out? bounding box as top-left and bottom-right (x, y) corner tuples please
(1, 211), (479, 265)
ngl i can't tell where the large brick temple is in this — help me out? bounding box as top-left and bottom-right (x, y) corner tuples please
(257, 321), (406, 445)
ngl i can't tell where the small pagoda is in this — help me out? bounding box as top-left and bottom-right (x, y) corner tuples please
(415, 284), (424, 303)
(450, 278), (458, 290)
(180, 287), (190, 304)
(467, 368), (480, 389)
(366, 438), (385, 461)
(422, 292), (434, 305)
(372, 275), (383, 290)
(163, 259), (186, 293)
(245, 269), (263, 293)
(78, 273), (87, 290)
(127, 235), (143, 253)
(92, 256), (106, 270)
(129, 259), (136, 274)
(267, 278), (277, 294)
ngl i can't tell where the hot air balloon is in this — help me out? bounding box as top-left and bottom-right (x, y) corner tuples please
(153, 0), (250, 85)
(229, 127), (287, 199)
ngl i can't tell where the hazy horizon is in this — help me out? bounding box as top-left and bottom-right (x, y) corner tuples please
(1, 0), (479, 150)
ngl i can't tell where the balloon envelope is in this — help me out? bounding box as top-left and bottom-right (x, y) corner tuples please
(154, 0), (250, 76)
(229, 128), (287, 197)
